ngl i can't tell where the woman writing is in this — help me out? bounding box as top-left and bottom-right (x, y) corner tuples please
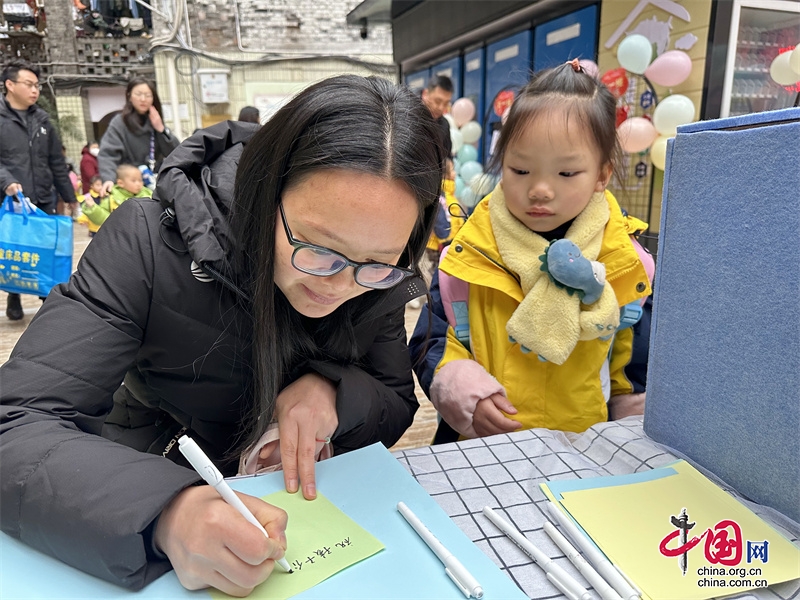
(98, 77), (179, 194)
(0, 75), (444, 596)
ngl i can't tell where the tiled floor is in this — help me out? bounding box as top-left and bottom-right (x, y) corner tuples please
(0, 226), (438, 451)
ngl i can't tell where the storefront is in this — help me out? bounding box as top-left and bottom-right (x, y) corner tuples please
(364, 0), (799, 250)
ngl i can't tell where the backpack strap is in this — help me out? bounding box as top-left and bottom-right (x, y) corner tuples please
(438, 245), (471, 351)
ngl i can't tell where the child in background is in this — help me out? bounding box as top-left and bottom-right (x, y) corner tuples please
(82, 163), (152, 229)
(76, 175), (105, 236)
(423, 158), (465, 282)
(410, 59), (652, 442)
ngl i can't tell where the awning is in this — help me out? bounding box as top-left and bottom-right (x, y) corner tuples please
(346, 0), (392, 26)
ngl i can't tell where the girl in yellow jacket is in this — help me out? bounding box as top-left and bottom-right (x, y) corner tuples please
(410, 60), (652, 440)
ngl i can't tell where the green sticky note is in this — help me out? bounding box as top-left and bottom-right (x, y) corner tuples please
(209, 491), (384, 600)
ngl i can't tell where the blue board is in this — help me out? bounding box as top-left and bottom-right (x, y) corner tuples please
(462, 47), (486, 162)
(644, 107), (800, 525)
(0, 443), (528, 599)
(533, 4), (598, 71)
(484, 30), (532, 163)
(403, 68), (429, 95)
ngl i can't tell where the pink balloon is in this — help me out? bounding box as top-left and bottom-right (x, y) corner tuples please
(579, 59), (599, 79)
(451, 98), (476, 128)
(644, 50), (693, 88)
(617, 117), (658, 153)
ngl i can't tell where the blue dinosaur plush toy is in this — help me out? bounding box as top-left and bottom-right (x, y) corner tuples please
(539, 239), (605, 305)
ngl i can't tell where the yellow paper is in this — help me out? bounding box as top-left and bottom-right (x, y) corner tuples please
(559, 461), (800, 600)
(210, 491), (384, 600)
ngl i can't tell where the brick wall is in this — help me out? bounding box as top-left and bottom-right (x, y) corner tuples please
(181, 0), (392, 54)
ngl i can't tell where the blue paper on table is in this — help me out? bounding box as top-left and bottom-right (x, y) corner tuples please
(0, 193), (73, 296)
(0, 443), (527, 599)
(644, 107), (800, 524)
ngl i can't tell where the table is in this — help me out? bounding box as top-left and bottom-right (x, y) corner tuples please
(394, 416), (800, 600)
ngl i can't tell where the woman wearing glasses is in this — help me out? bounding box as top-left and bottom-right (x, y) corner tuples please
(98, 77), (178, 195)
(1, 75), (444, 595)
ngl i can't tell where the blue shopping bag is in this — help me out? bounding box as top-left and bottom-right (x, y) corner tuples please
(0, 193), (74, 296)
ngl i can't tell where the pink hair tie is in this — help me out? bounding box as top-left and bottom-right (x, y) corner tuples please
(567, 58), (581, 73)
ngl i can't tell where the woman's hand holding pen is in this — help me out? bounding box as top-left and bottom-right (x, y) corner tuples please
(154, 485), (288, 597)
(276, 372), (338, 501)
(472, 393), (522, 438)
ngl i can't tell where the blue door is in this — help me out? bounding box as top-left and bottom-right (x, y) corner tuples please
(430, 56), (462, 99)
(485, 30), (532, 163)
(462, 47), (485, 162)
(404, 69), (430, 95)
(533, 4), (598, 71)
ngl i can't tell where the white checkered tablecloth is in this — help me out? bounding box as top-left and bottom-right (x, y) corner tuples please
(393, 417), (800, 600)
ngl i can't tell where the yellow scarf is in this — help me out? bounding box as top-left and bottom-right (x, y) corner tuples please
(489, 184), (619, 365)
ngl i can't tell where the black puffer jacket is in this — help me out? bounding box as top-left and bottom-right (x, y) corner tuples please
(0, 121), (426, 589)
(0, 97), (76, 210)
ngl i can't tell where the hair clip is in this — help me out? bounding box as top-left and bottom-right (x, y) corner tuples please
(567, 58), (582, 73)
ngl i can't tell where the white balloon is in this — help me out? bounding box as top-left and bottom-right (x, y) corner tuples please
(444, 113), (456, 128)
(460, 120), (482, 144)
(450, 128), (464, 155)
(470, 173), (496, 197)
(791, 45), (800, 76)
(649, 135), (671, 171)
(652, 94), (695, 136)
(769, 51), (800, 86)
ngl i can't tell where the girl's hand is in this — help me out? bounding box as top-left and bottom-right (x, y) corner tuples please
(149, 105), (165, 133)
(276, 373), (338, 500)
(154, 485), (288, 597)
(472, 393), (522, 438)
(608, 392), (645, 420)
(82, 196), (96, 207)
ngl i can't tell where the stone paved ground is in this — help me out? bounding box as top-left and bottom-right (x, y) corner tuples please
(0, 225), (438, 451)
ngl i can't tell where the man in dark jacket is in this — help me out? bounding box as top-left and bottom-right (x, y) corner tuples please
(421, 74), (453, 158)
(0, 59), (77, 320)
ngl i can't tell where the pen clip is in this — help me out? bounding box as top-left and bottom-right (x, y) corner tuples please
(445, 567), (472, 598)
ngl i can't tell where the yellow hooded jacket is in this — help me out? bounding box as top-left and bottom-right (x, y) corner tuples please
(426, 179), (466, 251)
(433, 189), (651, 433)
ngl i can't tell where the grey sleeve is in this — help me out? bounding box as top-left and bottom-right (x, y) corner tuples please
(0, 164), (18, 192)
(0, 200), (200, 589)
(98, 118), (127, 183)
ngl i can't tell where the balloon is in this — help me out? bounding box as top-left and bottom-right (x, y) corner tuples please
(453, 157), (461, 174)
(601, 68), (629, 98)
(459, 160), (483, 184)
(644, 50), (692, 87)
(451, 98), (476, 128)
(617, 117), (658, 153)
(454, 176), (466, 199)
(450, 128), (464, 155)
(470, 173), (496, 197)
(769, 51), (800, 86)
(790, 45), (800, 76)
(460, 188), (480, 210)
(460, 120), (482, 144)
(456, 143), (478, 164)
(652, 94), (695, 136)
(649, 135), (671, 171)
(579, 59), (599, 79)
(617, 34), (653, 75)
(443, 113), (456, 128)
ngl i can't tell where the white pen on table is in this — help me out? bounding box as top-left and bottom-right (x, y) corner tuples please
(397, 501), (484, 599)
(546, 501), (639, 600)
(482, 507), (592, 600)
(544, 521), (623, 600)
(178, 435), (293, 573)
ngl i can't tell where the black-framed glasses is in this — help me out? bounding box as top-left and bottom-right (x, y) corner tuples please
(11, 79), (42, 91)
(279, 204), (414, 290)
